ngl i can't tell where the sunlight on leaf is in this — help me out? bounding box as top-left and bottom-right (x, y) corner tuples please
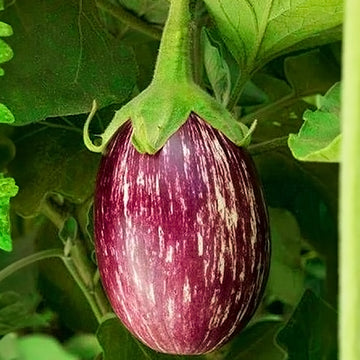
(0, 174), (18, 252)
(203, 0), (343, 73)
(0, 19), (13, 76)
(288, 82), (341, 162)
(0, 104), (14, 124)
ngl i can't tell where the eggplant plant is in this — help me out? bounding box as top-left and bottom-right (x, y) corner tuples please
(0, 0), (348, 359)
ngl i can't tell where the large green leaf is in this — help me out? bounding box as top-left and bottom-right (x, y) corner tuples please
(277, 290), (337, 360)
(8, 123), (100, 217)
(203, 0), (343, 73)
(0, 0), (137, 125)
(288, 82), (341, 162)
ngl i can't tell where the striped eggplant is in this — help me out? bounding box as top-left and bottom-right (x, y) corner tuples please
(94, 113), (270, 355)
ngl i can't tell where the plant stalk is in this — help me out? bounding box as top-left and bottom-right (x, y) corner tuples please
(339, 0), (360, 358)
(152, 0), (192, 85)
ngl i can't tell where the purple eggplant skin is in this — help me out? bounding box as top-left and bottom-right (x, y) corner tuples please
(94, 113), (270, 355)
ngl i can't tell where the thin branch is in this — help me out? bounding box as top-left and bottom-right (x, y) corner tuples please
(0, 249), (64, 283)
(95, 0), (162, 40)
(248, 136), (288, 155)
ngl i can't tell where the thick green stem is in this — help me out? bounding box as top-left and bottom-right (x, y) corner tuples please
(152, 0), (192, 85)
(339, 0), (360, 359)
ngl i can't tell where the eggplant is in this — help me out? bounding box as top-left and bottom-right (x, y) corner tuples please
(94, 114), (270, 355)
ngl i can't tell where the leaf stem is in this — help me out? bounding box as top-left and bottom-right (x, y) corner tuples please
(339, 0), (360, 358)
(40, 121), (82, 134)
(241, 94), (295, 124)
(228, 71), (250, 111)
(95, 0), (162, 40)
(248, 136), (288, 155)
(0, 248), (64, 283)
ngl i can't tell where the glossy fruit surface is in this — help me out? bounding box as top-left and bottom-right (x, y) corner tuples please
(94, 113), (270, 354)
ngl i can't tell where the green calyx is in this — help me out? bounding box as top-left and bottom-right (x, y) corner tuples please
(84, 0), (253, 155)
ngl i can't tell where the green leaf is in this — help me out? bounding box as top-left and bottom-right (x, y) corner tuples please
(223, 320), (285, 360)
(65, 334), (102, 360)
(0, 103), (14, 124)
(284, 50), (340, 99)
(96, 315), (206, 360)
(0, 22), (12, 37)
(8, 124), (100, 217)
(202, 28), (231, 106)
(254, 150), (338, 305)
(277, 290), (337, 360)
(0, 0), (137, 125)
(203, 0), (343, 72)
(266, 208), (305, 307)
(288, 82), (341, 162)
(0, 291), (53, 334)
(0, 173), (18, 252)
(0, 333), (79, 360)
